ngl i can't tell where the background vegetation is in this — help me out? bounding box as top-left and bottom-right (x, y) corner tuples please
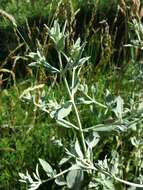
(0, 0), (143, 189)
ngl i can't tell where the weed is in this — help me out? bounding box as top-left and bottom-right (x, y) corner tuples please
(19, 20), (143, 190)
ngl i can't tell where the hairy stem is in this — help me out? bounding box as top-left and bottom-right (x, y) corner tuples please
(58, 52), (87, 157)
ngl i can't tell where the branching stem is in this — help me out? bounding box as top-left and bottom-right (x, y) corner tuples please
(58, 52), (87, 158)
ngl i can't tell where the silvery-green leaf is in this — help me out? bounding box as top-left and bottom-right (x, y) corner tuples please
(55, 176), (67, 186)
(51, 101), (72, 120)
(36, 164), (40, 179)
(77, 97), (92, 105)
(65, 148), (75, 158)
(79, 83), (88, 94)
(71, 78), (79, 95)
(83, 124), (117, 132)
(86, 146), (93, 161)
(76, 56), (90, 67)
(56, 36), (65, 51)
(28, 62), (37, 67)
(19, 179), (27, 183)
(71, 38), (81, 59)
(110, 151), (119, 175)
(78, 84), (84, 92)
(78, 42), (86, 59)
(95, 177), (115, 190)
(130, 136), (139, 148)
(57, 119), (78, 129)
(70, 164), (81, 170)
(44, 63), (60, 73)
(54, 20), (60, 34)
(39, 158), (54, 178)
(75, 139), (84, 159)
(51, 137), (63, 147)
(91, 84), (96, 99)
(45, 20), (66, 51)
(59, 157), (71, 166)
(70, 38), (86, 62)
(105, 89), (114, 107)
(19, 172), (27, 182)
(26, 170), (34, 183)
(28, 50), (60, 73)
(28, 52), (38, 59)
(70, 68), (81, 95)
(98, 157), (109, 171)
(28, 182), (41, 190)
(33, 172), (39, 181)
(88, 181), (98, 188)
(66, 169), (84, 190)
(113, 96), (124, 119)
(86, 131), (100, 149)
(76, 159), (88, 169)
(74, 37), (81, 48)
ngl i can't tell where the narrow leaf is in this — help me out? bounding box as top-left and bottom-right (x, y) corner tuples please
(77, 56), (90, 66)
(55, 176), (67, 186)
(86, 131), (100, 149)
(59, 157), (71, 166)
(39, 158), (54, 178)
(113, 96), (124, 119)
(57, 119), (78, 130)
(75, 139), (84, 159)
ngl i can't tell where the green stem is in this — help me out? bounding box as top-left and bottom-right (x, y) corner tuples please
(113, 175), (143, 188)
(42, 167), (70, 184)
(84, 93), (107, 109)
(58, 52), (87, 157)
(71, 67), (76, 97)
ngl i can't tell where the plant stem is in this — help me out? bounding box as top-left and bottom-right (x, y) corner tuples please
(58, 52), (87, 158)
(42, 167), (70, 184)
(84, 93), (107, 108)
(71, 67), (76, 97)
(113, 175), (143, 188)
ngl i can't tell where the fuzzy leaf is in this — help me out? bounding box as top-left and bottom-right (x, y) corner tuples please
(77, 56), (90, 67)
(51, 101), (72, 120)
(78, 82), (88, 94)
(77, 97), (92, 105)
(86, 131), (100, 149)
(57, 119), (78, 129)
(39, 158), (54, 178)
(83, 124), (117, 132)
(28, 182), (41, 190)
(66, 169), (84, 190)
(113, 96), (124, 119)
(59, 157), (70, 166)
(55, 176), (67, 186)
(70, 69), (80, 95)
(105, 89), (114, 107)
(75, 139), (84, 159)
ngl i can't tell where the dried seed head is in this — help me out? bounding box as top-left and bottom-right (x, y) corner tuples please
(139, 6), (143, 18)
(0, 9), (17, 27)
(119, 0), (126, 16)
(131, 0), (141, 18)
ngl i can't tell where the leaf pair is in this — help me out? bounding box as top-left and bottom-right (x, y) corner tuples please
(28, 50), (60, 73)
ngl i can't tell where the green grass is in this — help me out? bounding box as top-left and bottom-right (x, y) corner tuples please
(0, 84), (66, 189)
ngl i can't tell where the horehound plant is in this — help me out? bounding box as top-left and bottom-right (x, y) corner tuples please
(19, 20), (143, 190)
